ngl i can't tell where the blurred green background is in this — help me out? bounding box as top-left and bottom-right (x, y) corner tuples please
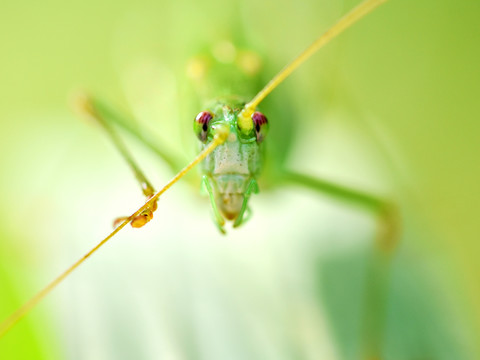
(0, 0), (479, 359)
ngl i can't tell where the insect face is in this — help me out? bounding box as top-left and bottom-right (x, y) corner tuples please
(195, 99), (265, 227)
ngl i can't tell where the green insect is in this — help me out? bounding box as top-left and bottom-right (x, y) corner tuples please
(0, 0), (395, 356)
(75, 0), (393, 235)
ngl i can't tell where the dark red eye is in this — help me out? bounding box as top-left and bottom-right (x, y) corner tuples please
(252, 111), (268, 143)
(194, 111), (213, 142)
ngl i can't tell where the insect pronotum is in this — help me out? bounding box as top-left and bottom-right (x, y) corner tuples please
(0, 1), (394, 355)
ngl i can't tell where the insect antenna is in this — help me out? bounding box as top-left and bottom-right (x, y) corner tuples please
(239, 0), (387, 125)
(0, 126), (229, 339)
(0, 0), (387, 339)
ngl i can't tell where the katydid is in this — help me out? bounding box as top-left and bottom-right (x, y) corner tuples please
(0, 1), (395, 353)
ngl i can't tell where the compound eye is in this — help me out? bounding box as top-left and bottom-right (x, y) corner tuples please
(252, 111), (268, 143)
(194, 111), (213, 142)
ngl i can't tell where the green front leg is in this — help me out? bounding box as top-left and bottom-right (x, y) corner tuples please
(202, 176), (226, 234)
(233, 179), (259, 228)
(281, 169), (398, 359)
(76, 94), (186, 174)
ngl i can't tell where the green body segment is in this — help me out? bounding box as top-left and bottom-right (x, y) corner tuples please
(186, 41), (265, 103)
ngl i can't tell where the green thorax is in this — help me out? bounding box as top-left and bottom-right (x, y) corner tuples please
(186, 40), (265, 104)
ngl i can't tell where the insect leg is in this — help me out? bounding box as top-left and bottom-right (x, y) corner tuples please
(281, 170), (398, 250)
(202, 176), (226, 234)
(74, 94), (170, 227)
(233, 179), (259, 228)
(74, 93), (185, 174)
(281, 169), (398, 359)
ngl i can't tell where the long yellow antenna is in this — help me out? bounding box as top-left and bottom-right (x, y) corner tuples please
(0, 128), (229, 339)
(238, 0), (387, 127)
